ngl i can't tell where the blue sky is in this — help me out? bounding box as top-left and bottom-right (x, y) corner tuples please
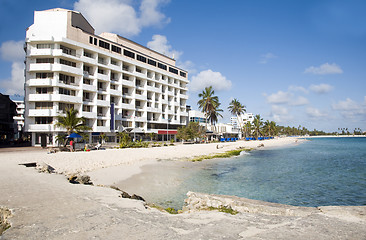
(1, 0), (365, 132)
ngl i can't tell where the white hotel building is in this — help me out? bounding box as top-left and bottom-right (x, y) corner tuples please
(24, 8), (189, 146)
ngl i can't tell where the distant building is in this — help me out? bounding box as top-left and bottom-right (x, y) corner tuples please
(24, 8), (189, 146)
(231, 112), (254, 128)
(0, 94), (17, 143)
(188, 110), (207, 125)
(13, 100), (25, 139)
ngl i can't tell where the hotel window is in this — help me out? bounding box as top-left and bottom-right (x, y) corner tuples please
(59, 73), (75, 85)
(36, 87), (53, 94)
(169, 67), (178, 74)
(83, 92), (91, 101)
(35, 117), (53, 124)
(83, 105), (92, 112)
(84, 51), (93, 58)
(97, 94), (106, 100)
(36, 44), (54, 49)
(148, 59), (156, 66)
(35, 102), (53, 109)
(111, 59), (118, 66)
(158, 63), (167, 70)
(59, 88), (75, 96)
(60, 59), (76, 67)
(110, 84), (117, 90)
(122, 74), (129, 80)
(97, 68), (105, 74)
(59, 103), (74, 112)
(60, 45), (76, 56)
(83, 78), (92, 85)
(94, 38), (98, 45)
(180, 71), (186, 78)
(36, 72), (53, 79)
(137, 55), (147, 63)
(99, 40), (110, 50)
(111, 45), (121, 54)
(89, 36), (93, 44)
(123, 49), (135, 59)
(97, 120), (105, 126)
(36, 58), (54, 63)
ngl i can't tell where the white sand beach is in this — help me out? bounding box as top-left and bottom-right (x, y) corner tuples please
(1, 137), (365, 239)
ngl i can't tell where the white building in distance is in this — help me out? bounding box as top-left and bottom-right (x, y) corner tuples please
(230, 112), (254, 128)
(24, 8), (189, 146)
(13, 100), (25, 139)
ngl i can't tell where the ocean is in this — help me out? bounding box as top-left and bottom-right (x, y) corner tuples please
(120, 137), (366, 209)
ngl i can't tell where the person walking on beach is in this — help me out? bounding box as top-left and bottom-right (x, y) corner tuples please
(69, 139), (74, 152)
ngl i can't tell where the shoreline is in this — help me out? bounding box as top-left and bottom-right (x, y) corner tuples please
(1, 136), (366, 239)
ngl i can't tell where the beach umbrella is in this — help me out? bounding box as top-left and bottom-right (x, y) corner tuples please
(67, 132), (82, 138)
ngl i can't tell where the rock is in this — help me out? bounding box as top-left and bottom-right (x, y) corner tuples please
(0, 207), (12, 235)
(131, 194), (145, 202)
(68, 174), (93, 185)
(76, 175), (93, 185)
(120, 191), (131, 199)
(36, 163), (55, 173)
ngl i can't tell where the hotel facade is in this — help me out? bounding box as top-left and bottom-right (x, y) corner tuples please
(24, 8), (189, 146)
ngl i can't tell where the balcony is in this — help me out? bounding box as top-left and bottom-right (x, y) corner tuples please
(27, 124), (54, 131)
(135, 117), (147, 122)
(81, 111), (97, 119)
(95, 126), (110, 132)
(96, 73), (109, 81)
(28, 109), (59, 117)
(122, 79), (134, 87)
(28, 48), (53, 56)
(83, 71), (93, 77)
(29, 63), (53, 71)
(52, 64), (83, 75)
(28, 78), (54, 87)
(180, 94), (188, 99)
(180, 112), (189, 117)
(110, 89), (122, 96)
(121, 103), (134, 109)
(135, 94), (147, 101)
(96, 100), (110, 107)
(82, 84), (97, 92)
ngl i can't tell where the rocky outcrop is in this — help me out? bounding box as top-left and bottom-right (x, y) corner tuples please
(36, 162), (55, 173)
(184, 191), (318, 217)
(68, 175), (93, 185)
(0, 207), (11, 235)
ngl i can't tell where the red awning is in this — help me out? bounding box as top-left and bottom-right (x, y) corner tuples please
(158, 130), (178, 135)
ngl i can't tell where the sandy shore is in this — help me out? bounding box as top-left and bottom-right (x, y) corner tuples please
(1, 137), (366, 239)
(40, 137), (305, 186)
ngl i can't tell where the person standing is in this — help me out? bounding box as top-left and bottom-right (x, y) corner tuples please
(69, 139), (74, 152)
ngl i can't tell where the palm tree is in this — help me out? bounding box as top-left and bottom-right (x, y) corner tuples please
(264, 120), (276, 137)
(243, 121), (253, 138)
(253, 114), (263, 139)
(197, 86), (222, 130)
(55, 108), (91, 136)
(228, 98), (246, 137)
(207, 102), (223, 125)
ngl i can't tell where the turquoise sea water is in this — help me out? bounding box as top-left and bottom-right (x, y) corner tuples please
(155, 137), (366, 209)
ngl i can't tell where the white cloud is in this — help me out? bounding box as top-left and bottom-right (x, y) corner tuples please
(306, 107), (328, 118)
(74, 0), (170, 36)
(332, 97), (366, 119)
(288, 85), (308, 94)
(291, 96), (309, 106)
(147, 34), (182, 59)
(304, 62), (343, 75)
(189, 69), (232, 92)
(0, 62), (24, 95)
(266, 91), (292, 104)
(0, 40), (25, 95)
(270, 105), (293, 123)
(0, 40), (24, 62)
(309, 83), (334, 94)
(177, 60), (196, 75)
(259, 52), (277, 64)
